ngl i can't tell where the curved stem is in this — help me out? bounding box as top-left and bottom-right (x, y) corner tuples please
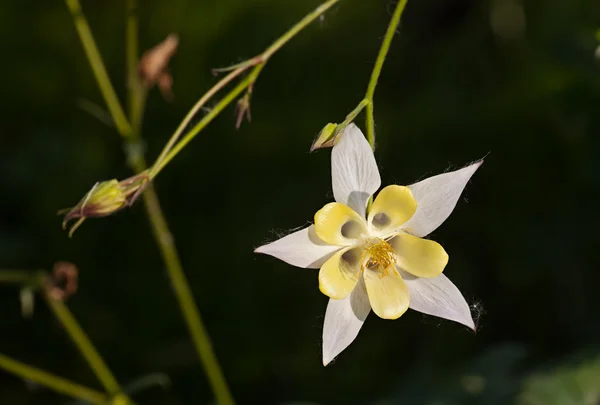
(260, 0), (340, 61)
(148, 0), (339, 178)
(0, 353), (108, 405)
(364, 0), (408, 149)
(149, 65), (250, 178)
(151, 66), (262, 177)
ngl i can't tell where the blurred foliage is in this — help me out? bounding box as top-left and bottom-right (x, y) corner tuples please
(1, 0), (600, 404)
(519, 351), (600, 405)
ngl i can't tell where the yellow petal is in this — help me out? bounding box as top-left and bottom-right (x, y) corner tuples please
(314, 202), (367, 246)
(363, 266), (409, 319)
(319, 247), (362, 299)
(390, 233), (448, 278)
(368, 185), (417, 234)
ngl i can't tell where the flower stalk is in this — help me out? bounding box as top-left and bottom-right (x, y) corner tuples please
(0, 353), (108, 405)
(64, 0), (132, 138)
(43, 292), (127, 400)
(364, 0), (409, 149)
(149, 0), (340, 178)
(0, 269), (132, 404)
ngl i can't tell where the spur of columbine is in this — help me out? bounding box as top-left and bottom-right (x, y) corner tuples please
(255, 123), (482, 365)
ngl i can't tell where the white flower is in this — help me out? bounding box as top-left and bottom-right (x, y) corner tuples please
(255, 123), (482, 365)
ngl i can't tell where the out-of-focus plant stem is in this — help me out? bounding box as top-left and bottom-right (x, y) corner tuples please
(43, 293), (126, 400)
(0, 270), (41, 284)
(64, 0), (132, 138)
(149, 0), (340, 178)
(66, 0), (236, 403)
(124, 2), (235, 404)
(364, 0), (408, 149)
(0, 353), (108, 405)
(0, 269), (124, 404)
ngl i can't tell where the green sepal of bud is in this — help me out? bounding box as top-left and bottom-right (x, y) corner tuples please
(310, 122), (338, 152)
(60, 171), (150, 237)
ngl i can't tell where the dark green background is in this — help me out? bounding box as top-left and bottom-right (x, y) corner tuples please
(1, 0), (600, 404)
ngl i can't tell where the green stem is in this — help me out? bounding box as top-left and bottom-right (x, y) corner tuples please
(0, 353), (108, 405)
(129, 153), (235, 405)
(151, 66), (262, 177)
(122, 5), (235, 403)
(336, 98), (369, 134)
(0, 270), (40, 285)
(43, 293), (126, 400)
(65, 0), (132, 138)
(149, 0), (339, 178)
(149, 65), (250, 178)
(260, 0), (340, 61)
(364, 0), (408, 149)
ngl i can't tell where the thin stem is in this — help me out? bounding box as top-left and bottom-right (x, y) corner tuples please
(149, 65), (250, 178)
(0, 353), (108, 405)
(43, 293), (127, 400)
(65, 0), (132, 138)
(338, 99), (369, 130)
(128, 153), (235, 405)
(0, 270), (40, 285)
(260, 0), (340, 60)
(149, 0), (339, 178)
(151, 66), (262, 177)
(364, 0), (408, 148)
(123, 5), (235, 403)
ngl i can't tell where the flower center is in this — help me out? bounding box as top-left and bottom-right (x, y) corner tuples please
(361, 238), (396, 277)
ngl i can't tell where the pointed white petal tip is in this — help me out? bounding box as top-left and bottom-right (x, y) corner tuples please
(402, 158), (484, 237)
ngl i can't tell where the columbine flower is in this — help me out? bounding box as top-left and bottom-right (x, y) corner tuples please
(255, 123), (482, 365)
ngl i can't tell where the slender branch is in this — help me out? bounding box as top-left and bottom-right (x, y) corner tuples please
(151, 66), (262, 177)
(148, 0), (339, 178)
(0, 270), (40, 285)
(43, 293), (128, 401)
(0, 353), (108, 405)
(65, 0), (132, 138)
(122, 4), (235, 403)
(260, 0), (340, 60)
(337, 99), (369, 134)
(364, 0), (408, 148)
(148, 65), (250, 178)
(130, 154), (235, 405)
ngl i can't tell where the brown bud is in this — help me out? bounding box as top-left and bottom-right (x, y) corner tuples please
(46, 261), (79, 301)
(138, 34), (179, 101)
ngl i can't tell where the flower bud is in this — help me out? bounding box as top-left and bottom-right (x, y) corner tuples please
(61, 172), (149, 237)
(310, 122), (338, 152)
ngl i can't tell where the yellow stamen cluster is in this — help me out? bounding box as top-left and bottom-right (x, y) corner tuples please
(361, 238), (396, 277)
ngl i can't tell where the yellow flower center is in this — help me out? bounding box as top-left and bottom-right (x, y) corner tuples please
(361, 238), (396, 277)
